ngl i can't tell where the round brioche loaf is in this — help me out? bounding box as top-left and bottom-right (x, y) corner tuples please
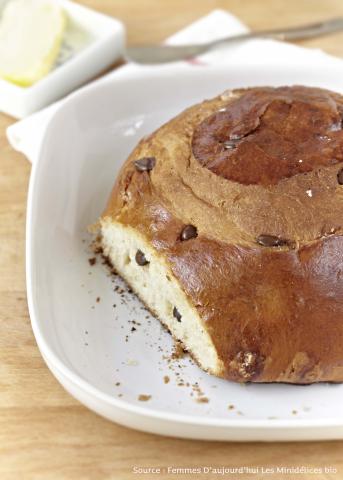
(100, 85), (343, 384)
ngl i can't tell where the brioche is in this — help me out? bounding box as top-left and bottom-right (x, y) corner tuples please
(99, 85), (343, 384)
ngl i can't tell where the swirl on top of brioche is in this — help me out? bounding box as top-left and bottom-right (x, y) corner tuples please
(192, 86), (343, 185)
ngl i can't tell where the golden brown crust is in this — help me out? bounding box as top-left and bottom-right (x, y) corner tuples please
(192, 86), (343, 185)
(102, 85), (343, 383)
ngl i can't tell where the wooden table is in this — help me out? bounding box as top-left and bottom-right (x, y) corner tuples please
(1, 1), (343, 479)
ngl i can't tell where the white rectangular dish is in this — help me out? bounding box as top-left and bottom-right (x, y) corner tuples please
(0, 0), (124, 118)
(27, 64), (343, 441)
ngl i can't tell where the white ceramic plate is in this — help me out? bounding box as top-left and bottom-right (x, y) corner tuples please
(27, 64), (343, 441)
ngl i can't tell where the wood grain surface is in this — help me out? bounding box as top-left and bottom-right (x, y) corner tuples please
(1, 1), (343, 479)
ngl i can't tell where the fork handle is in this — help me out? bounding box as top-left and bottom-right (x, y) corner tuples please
(210, 17), (343, 47)
(126, 17), (343, 65)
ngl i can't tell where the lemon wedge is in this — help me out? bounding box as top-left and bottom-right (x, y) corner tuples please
(0, 0), (66, 87)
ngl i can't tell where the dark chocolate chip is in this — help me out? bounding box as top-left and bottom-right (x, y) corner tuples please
(134, 157), (156, 172)
(222, 140), (238, 150)
(173, 307), (182, 322)
(135, 249), (149, 266)
(256, 234), (288, 247)
(180, 224), (198, 241)
(337, 168), (343, 185)
(236, 351), (264, 380)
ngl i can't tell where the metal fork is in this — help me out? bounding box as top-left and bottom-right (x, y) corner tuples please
(126, 17), (343, 64)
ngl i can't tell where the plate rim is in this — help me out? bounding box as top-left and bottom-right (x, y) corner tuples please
(26, 63), (343, 434)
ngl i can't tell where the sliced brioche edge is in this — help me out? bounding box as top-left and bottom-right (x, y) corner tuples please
(100, 218), (224, 377)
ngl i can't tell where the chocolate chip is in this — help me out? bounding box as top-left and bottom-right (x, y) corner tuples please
(135, 249), (149, 266)
(173, 307), (182, 322)
(337, 168), (343, 185)
(236, 351), (264, 379)
(256, 234), (288, 247)
(134, 157), (156, 172)
(223, 140), (238, 150)
(180, 224), (198, 241)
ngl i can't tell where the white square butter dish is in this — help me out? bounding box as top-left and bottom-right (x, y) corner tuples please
(0, 0), (124, 118)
